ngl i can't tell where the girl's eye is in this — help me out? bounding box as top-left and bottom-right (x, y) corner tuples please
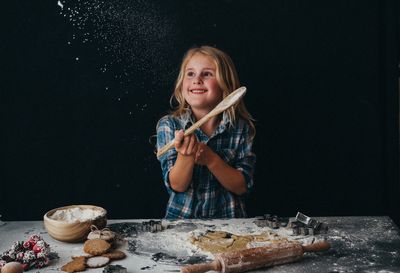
(186, 71), (195, 77)
(203, 71), (213, 77)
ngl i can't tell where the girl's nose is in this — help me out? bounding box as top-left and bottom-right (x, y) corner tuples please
(193, 75), (202, 84)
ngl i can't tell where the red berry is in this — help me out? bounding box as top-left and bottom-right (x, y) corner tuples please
(23, 241), (31, 249)
(28, 240), (36, 249)
(32, 245), (42, 253)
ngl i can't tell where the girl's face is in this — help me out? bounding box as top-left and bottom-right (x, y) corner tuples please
(181, 53), (222, 113)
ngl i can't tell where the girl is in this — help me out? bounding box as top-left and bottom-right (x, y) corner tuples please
(156, 46), (256, 219)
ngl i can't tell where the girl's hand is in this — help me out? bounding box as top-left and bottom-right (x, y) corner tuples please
(195, 142), (216, 166)
(174, 129), (198, 157)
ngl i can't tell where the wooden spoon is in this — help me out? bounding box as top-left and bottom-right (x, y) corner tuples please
(157, 86), (247, 158)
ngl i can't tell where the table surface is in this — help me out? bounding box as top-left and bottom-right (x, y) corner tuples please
(0, 216), (399, 273)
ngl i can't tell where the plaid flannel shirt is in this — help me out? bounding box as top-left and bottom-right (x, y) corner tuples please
(156, 109), (256, 219)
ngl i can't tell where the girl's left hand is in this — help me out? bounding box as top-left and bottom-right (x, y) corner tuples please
(195, 142), (216, 167)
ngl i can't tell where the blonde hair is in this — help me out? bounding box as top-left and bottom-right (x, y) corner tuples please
(170, 45), (255, 137)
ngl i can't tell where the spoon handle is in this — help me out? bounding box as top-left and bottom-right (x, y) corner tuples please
(156, 112), (214, 158)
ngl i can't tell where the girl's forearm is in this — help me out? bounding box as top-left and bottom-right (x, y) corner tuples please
(207, 154), (247, 195)
(169, 154), (195, 192)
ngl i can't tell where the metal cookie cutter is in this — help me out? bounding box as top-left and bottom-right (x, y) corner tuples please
(141, 220), (164, 233)
(293, 212), (328, 235)
(254, 216), (268, 227)
(254, 214), (289, 229)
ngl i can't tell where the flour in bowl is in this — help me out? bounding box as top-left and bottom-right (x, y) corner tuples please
(50, 207), (104, 223)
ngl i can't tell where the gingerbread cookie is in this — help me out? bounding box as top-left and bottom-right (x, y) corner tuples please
(102, 250), (126, 260)
(60, 256), (86, 273)
(83, 239), (111, 256)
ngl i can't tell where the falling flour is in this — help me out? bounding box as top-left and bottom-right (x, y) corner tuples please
(50, 207), (104, 223)
(57, 0), (177, 83)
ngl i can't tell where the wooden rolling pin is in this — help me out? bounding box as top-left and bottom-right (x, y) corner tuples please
(181, 241), (330, 273)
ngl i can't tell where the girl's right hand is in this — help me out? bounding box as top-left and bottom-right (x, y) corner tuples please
(174, 129), (198, 157)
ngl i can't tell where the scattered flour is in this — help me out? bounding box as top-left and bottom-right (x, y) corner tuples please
(50, 207), (104, 223)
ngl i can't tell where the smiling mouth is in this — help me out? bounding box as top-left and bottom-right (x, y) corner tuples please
(190, 89), (207, 94)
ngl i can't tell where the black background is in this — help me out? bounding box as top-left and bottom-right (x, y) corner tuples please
(3, 0), (399, 225)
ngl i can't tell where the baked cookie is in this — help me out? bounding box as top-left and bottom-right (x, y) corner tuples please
(102, 250), (126, 260)
(86, 256), (110, 268)
(83, 239), (111, 256)
(61, 256), (86, 273)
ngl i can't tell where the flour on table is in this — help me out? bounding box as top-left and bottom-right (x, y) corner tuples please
(128, 219), (322, 261)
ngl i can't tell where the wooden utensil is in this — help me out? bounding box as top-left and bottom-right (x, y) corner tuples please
(157, 86), (247, 158)
(180, 241), (330, 273)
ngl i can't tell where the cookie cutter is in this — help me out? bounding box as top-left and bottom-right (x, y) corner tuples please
(296, 212), (317, 227)
(290, 212), (328, 235)
(254, 214), (289, 229)
(254, 216), (268, 227)
(141, 220), (163, 233)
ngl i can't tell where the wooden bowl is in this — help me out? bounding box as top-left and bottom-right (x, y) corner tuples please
(43, 205), (107, 243)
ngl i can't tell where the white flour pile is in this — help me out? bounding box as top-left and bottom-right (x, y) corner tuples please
(50, 207), (104, 223)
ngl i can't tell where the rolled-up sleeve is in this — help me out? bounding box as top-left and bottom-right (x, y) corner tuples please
(156, 116), (178, 193)
(235, 124), (256, 194)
